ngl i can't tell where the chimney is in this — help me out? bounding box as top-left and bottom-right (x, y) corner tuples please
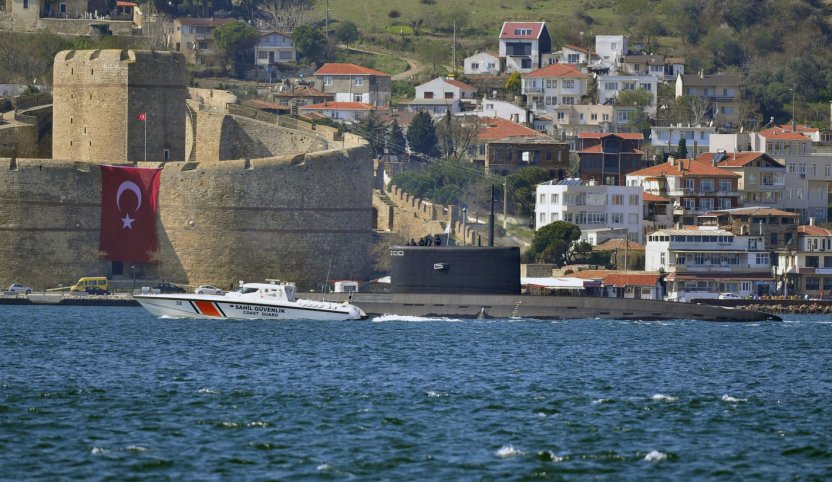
(810, 217), (816, 226)
(668, 156), (676, 167)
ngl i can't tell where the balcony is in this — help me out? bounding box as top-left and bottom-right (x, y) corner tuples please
(523, 87), (544, 93)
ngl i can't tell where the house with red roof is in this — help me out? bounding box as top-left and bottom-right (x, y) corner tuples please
(499, 21), (552, 73)
(777, 224), (832, 297)
(466, 117), (561, 172)
(576, 132), (645, 187)
(313, 63), (391, 108)
(521, 63), (588, 114)
(626, 157), (741, 226)
(415, 77), (477, 102)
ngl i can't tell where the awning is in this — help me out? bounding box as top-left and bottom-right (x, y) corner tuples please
(521, 277), (601, 289)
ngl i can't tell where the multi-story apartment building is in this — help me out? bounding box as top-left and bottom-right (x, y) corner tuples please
(499, 21), (552, 73)
(597, 74), (659, 116)
(626, 157), (740, 225)
(595, 35), (628, 69)
(646, 227), (774, 300)
(620, 54), (685, 81)
(254, 31), (296, 66)
(697, 207), (799, 252)
(535, 179), (644, 243)
(314, 63), (391, 107)
(651, 125), (716, 158)
(171, 17), (235, 64)
(675, 72), (741, 128)
(522, 63), (588, 114)
(777, 224), (832, 297)
(577, 132), (645, 186)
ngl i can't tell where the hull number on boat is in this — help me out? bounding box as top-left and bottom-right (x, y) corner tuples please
(390, 250), (405, 256)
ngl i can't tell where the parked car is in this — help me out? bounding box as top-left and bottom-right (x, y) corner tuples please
(154, 282), (186, 294)
(6, 283), (32, 294)
(195, 285), (224, 295)
(718, 293), (741, 300)
(84, 286), (109, 295)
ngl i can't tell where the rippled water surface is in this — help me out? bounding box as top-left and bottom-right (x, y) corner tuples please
(1, 306), (831, 480)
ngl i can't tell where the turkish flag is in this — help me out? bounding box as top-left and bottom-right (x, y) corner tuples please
(99, 165), (162, 262)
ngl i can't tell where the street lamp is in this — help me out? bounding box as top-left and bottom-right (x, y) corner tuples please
(462, 207), (467, 246)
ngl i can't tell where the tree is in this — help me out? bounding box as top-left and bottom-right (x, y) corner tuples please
(213, 21), (260, 76)
(523, 221), (583, 266)
(627, 109), (652, 135)
(676, 137), (688, 160)
(354, 112), (387, 158)
(407, 111), (439, 157)
(258, 0), (315, 33)
(434, 113), (481, 160)
(617, 88), (653, 107)
(415, 39), (450, 74)
(385, 120), (406, 157)
(293, 25), (326, 64)
(505, 71), (522, 97)
(334, 21), (359, 45)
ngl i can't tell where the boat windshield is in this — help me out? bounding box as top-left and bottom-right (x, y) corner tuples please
(238, 287), (259, 294)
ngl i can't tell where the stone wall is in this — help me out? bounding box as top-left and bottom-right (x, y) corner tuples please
(52, 49), (186, 163)
(38, 18), (134, 36)
(0, 105), (52, 158)
(0, 145), (374, 290)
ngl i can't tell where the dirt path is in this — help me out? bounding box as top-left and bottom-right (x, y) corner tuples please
(342, 45), (424, 80)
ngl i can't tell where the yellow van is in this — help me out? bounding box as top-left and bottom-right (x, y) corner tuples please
(69, 276), (109, 294)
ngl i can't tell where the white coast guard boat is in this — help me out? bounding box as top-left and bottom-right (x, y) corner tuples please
(134, 281), (367, 320)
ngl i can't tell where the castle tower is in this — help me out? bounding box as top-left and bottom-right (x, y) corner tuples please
(52, 49), (187, 163)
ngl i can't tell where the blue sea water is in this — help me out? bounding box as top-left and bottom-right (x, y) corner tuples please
(0, 306), (830, 481)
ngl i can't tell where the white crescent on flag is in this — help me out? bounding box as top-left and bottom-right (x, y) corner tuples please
(116, 181), (143, 229)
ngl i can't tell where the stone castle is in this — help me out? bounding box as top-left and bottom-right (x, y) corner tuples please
(0, 49), (373, 290)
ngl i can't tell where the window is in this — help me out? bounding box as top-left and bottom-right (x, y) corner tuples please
(550, 193), (559, 204)
(756, 253), (769, 265)
(639, 83), (652, 91)
(684, 198), (695, 210)
(824, 256), (832, 268)
(603, 114), (610, 121)
(424, 92), (434, 99)
(557, 112), (565, 120)
(700, 198), (713, 211)
(701, 179), (714, 192)
(605, 82), (619, 90)
(564, 80), (575, 89)
(685, 178), (695, 190)
(806, 256), (820, 268)
(629, 194), (639, 205)
(355, 77), (364, 86)
(546, 80), (552, 88)
(323, 76), (332, 86)
(611, 42), (618, 51)
(807, 277), (820, 291)
(719, 198), (732, 209)
(539, 212), (546, 224)
(471, 63), (479, 69)
(445, 92), (454, 99)
(660, 252), (666, 266)
(612, 194), (623, 205)
(539, 193), (546, 204)
(719, 179), (731, 192)
(591, 113), (598, 121)
(23, 0), (28, 7)
(676, 254), (686, 265)
(612, 213), (623, 224)
(163, 149), (170, 160)
(353, 94), (362, 102)
(258, 51), (269, 60)
(568, 54), (580, 63)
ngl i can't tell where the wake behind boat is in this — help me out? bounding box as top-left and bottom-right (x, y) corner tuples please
(134, 281), (367, 320)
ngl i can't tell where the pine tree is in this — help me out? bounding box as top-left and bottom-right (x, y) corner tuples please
(386, 119), (406, 157)
(676, 137), (688, 160)
(407, 110), (439, 158)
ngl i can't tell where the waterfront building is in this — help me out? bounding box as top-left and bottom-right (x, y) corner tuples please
(776, 224), (832, 297)
(535, 179), (644, 243)
(573, 269), (662, 299)
(577, 132), (645, 186)
(697, 207), (799, 252)
(626, 157), (740, 225)
(499, 21), (552, 73)
(646, 227), (774, 300)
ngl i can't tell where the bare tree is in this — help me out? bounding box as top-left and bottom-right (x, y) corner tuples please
(435, 114), (482, 161)
(258, 0), (315, 33)
(141, 16), (171, 51)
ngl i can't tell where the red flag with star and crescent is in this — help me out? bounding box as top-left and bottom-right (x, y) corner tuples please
(99, 165), (162, 262)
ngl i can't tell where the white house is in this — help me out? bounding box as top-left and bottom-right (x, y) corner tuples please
(405, 98), (464, 115)
(777, 224), (832, 297)
(522, 63), (588, 114)
(646, 227), (774, 300)
(535, 179), (644, 243)
(415, 77), (477, 102)
(598, 74), (659, 116)
(473, 97), (531, 124)
(651, 124), (716, 157)
(595, 35), (628, 69)
(254, 31), (296, 66)
(464, 52), (500, 75)
(544, 44), (590, 66)
(499, 21), (552, 73)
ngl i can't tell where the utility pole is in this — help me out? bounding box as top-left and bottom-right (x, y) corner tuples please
(488, 184), (495, 246)
(503, 179), (508, 229)
(452, 20), (456, 75)
(325, 0), (329, 40)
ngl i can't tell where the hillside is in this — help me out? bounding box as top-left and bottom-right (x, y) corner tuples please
(319, 0), (832, 126)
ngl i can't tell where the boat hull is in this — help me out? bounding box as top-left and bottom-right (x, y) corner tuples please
(134, 294), (366, 320)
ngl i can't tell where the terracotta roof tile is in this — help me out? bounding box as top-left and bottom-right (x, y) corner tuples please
(443, 78), (476, 90)
(798, 225), (832, 236)
(477, 117), (542, 140)
(643, 192), (670, 202)
(499, 22), (546, 40)
(704, 207), (798, 217)
(314, 63), (390, 77)
(758, 127), (811, 141)
(627, 159), (740, 178)
(299, 101), (376, 111)
(562, 44), (589, 54)
(695, 151), (771, 167)
(602, 273), (661, 287)
(525, 63), (585, 78)
(578, 132), (644, 140)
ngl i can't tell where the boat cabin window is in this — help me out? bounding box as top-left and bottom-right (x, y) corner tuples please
(239, 287), (259, 294)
